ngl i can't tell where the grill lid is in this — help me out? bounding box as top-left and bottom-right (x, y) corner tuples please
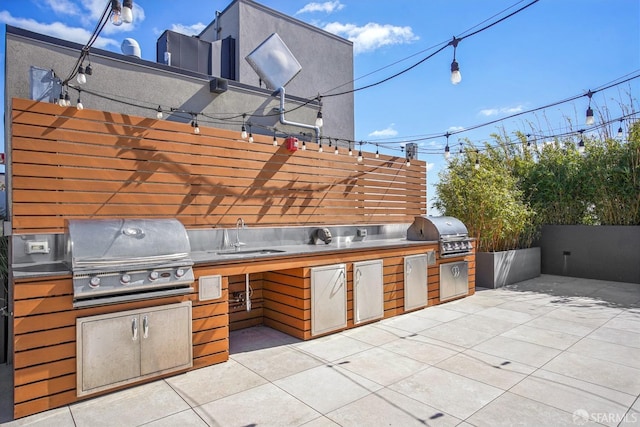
(65, 218), (192, 271)
(407, 216), (468, 241)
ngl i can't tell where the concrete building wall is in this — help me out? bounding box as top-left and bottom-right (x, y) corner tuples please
(199, 0), (355, 141)
(539, 225), (640, 284)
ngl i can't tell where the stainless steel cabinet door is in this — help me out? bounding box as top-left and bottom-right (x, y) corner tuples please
(440, 261), (469, 302)
(404, 254), (428, 311)
(78, 313), (141, 394)
(141, 303), (193, 376)
(353, 259), (384, 324)
(311, 264), (347, 336)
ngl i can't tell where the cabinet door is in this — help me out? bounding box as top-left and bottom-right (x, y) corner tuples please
(404, 254), (428, 311)
(353, 260), (384, 324)
(311, 264), (347, 336)
(141, 303), (193, 376)
(78, 313), (141, 395)
(440, 261), (469, 301)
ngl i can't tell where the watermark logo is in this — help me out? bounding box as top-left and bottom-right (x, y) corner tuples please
(573, 409), (638, 425)
(572, 409), (589, 425)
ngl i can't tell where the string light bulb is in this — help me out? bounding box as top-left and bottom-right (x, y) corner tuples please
(64, 91), (71, 107)
(122, 0), (134, 24)
(334, 139), (339, 155)
(111, 0), (123, 26)
(348, 142), (353, 156)
(76, 95), (83, 110)
(156, 106), (163, 119)
(375, 144), (379, 159)
(248, 128), (254, 143)
(357, 142), (363, 163)
(273, 131), (278, 147)
(585, 90), (595, 126)
(578, 130), (585, 154)
(315, 95), (323, 128)
(617, 120), (624, 138)
(191, 117), (200, 134)
(85, 63), (92, 76)
(241, 114), (247, 139)
(76, 66), (87, 85)
(302, 140), (307, 150)
(474, 149), (480, 170)
(526, 133), (531, 148)
(318, 141), (323, 153)
(58, 91), (66, 107)
(450, 37), (462, 85)
(444, 132), (451, 159)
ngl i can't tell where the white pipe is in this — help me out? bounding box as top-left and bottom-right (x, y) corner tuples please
(278, 86), (320, 145)
(245, 273), (251, 312)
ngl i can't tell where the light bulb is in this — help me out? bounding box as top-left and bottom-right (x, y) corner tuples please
(64, 92), (71, 107)
(58, 92), (65, 107)
(302, 141), (306, 150)
(348, 145), (353, 156)
(617, 126), (623, 138)
(241, 125), (247, 139)
(450, 60), (461, 85)
(76, 98), (83, 110)
(586, 107), (594, 125)
(76, 66), (86, 84)
(444, 145), (450, 159)
(375, 148), (379, 159)
(156, 106), (163, 119)
(318, 144), (323, 153)
(84, 64), (92, 76)
(315, 111), (323, 128)
(248, 132), (254, 143)
(357, 153), (363, 163)
(475, 159), (480, 170)
(334, 146), (339, 155)
(194, 122), (200, 134)
(578, 139), (585, 154)
(111, 9), (123, 26)
(406, 160), (411, 167)
(122, 0), (133, 24)
(273, 136), (278, 146)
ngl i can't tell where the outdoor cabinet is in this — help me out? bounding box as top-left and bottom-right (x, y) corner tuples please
(76, 301), (192, 397)
(311, 264), (347, 336)
(404, 254), (428, 311)
(353, 259), (384, 324)
(440, 261), (469, 302)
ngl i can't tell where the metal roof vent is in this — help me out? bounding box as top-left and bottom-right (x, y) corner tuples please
(121, 38), (141, 58)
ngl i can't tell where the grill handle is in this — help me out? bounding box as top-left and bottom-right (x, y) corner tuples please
(131, 317), (138, 341)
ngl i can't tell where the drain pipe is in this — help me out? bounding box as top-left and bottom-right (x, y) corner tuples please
(278, 86), (320, 145)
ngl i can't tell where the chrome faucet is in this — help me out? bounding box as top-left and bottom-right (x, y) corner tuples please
(234, 218), (246, 250)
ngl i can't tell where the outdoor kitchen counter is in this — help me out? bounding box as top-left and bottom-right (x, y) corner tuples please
(190, 237), (439, 265)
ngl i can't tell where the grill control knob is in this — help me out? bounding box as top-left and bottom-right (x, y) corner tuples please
(175, 268), (186, 278)
(149, 271), (159, 281)
(89, 276), (100, 288)
(121, 274), (131, 285)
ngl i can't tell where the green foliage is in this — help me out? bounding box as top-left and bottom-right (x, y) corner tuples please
(433, 121), (640, 252)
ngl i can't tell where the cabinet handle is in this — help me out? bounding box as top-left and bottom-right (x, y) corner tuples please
(131, 317), (138, 341)
(143, 315), (149, 339)
(355, 269), (362, 287)
(407, 262), (413, 275)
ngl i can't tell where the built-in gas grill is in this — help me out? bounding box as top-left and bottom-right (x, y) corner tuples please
(407, 215), (473, 258)
(66, 218), (195, 308)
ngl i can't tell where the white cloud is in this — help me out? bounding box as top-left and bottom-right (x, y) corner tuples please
(479, 105), (524, 117)
(0, 11), (119, 49)
(448, 126), (465, 132)
(368, 124), (398, 138)
(323, 22), (418, 54)
(296, 1), (345, 14)
(426, 162), (435, 172)
(170, 22), (206, 36)
(39, 0), (82, 16)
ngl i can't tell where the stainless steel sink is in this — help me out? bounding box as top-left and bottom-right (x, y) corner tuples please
(215, 249), (286, 256)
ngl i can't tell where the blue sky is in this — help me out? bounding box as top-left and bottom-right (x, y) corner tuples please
(1, 0), (639, 211)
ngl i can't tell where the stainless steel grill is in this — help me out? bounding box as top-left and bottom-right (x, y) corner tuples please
(406, 216), (473, 258)
(66, 218), (195, 308)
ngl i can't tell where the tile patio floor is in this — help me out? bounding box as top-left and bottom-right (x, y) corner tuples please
(1, 274), (639, 426)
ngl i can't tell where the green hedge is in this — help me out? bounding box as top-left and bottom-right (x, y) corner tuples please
(434, 121), (640, 252)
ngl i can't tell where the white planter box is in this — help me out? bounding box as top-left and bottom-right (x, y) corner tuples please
(476, 247), (541, 288)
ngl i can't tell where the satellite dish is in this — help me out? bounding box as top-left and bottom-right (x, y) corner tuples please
(121, 38), (141, 58)
(245, 33), (302, 90)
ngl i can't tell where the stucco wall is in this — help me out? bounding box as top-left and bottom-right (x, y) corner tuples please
(539, 225), (640, 284)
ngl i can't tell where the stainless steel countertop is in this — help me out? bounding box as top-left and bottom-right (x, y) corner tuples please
(12, 237), (438, 279)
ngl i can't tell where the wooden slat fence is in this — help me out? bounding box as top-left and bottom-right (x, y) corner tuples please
(10, 98), (426, 234)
